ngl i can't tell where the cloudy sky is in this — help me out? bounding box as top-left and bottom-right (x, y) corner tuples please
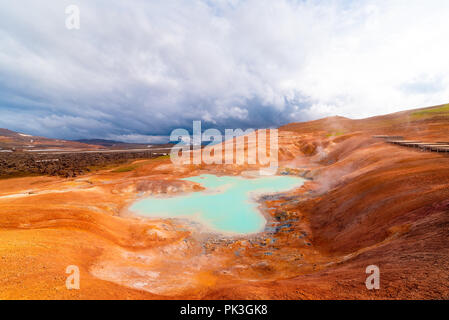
(1, 0), (449, 142)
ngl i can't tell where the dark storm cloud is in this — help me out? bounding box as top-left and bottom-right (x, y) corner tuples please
(1, 0), (449, 142)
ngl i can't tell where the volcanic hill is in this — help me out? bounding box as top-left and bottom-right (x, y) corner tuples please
(0, 104), (448, 299)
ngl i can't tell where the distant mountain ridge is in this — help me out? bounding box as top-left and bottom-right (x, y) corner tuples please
(73, 139), (168, 149)
(74, 139), (127, 147)
(0, 128), (100, 150)
(0, 129), (173, 151)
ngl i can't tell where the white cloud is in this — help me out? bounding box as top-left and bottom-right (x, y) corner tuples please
(0, 0), (449, 140)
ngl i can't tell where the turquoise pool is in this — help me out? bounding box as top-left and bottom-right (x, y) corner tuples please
(130, 174), (304, 235)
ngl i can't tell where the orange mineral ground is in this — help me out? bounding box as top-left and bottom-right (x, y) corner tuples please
(1, 104), (449, 299)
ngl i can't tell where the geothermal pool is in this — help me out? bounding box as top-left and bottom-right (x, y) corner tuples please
(130, 174), (304, 235)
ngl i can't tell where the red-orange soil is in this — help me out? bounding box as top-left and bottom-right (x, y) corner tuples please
(1, 104), (449, 299)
